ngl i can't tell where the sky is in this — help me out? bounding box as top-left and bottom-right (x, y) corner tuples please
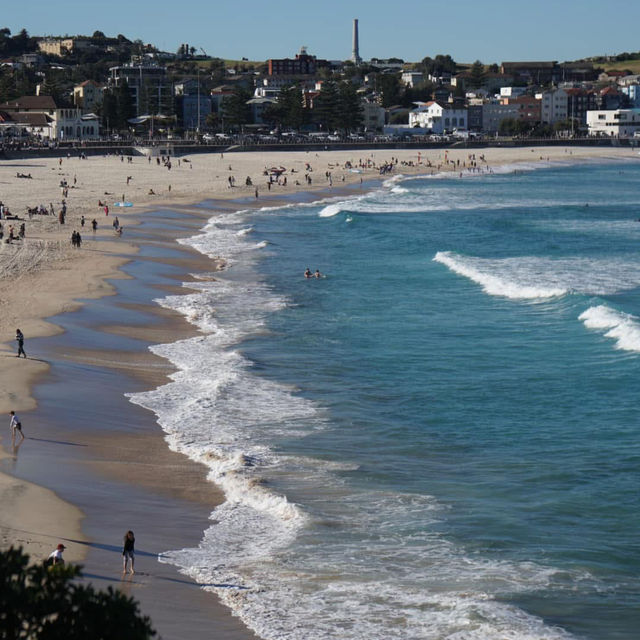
(5, 0), (640, 65)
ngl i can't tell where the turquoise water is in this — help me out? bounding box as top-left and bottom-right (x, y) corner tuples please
(134, 159), (640, 639)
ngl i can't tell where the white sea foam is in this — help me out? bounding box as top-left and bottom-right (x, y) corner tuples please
(318, 203), (343, 217)
(579, 305), (640, 352)
(127, 204), (588, 640)
(435, 251), (640, 300)
(162, 488), (581, 640)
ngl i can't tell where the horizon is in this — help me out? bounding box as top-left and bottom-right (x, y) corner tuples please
(4, 0), (640, 66)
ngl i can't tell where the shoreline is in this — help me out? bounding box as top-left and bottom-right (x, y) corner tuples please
(1, 145), (639, 638)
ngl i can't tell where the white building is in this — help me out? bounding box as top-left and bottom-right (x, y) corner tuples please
(537, 88), (568, 124)
(500, 86), (527, 98)
(408, 101), (467, 133)
(0, 95), (99, 139)
(401, 71), (424, 87)
(586, 108), (640, 137)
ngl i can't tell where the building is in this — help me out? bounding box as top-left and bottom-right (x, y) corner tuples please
(267, 47), (328, 76)
(401, 71), (424, 87)
(621, 83), (640, 108)
(174, 79), (212, 130)
(500, 95), (542, 126)
(37, 37), (92, 57)
(501, 61), (558, 85)
(452, 72), (513, 93)
(73, 80), (103, 112)
(537, 88), (568, 124)
(246, 97), (277, 125)
(361, 100), (385, 131)
(586, 108), (640, 137)
(0, 95), (99, 139)
(564, 88), (597, 125)
(254, 76), (317, 99)
(598, 70), (628, 84)
(557, 61), (597, 83)
(108, 60), (172, 116)
(409, 101), (467, 133)
(597, 86), (625, 110)
(500, 86), (527, 99)
(210, 85), (236, 114)
(481, 101), (520, 134)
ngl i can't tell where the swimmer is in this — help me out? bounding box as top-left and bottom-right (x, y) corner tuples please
(314, 269), (322, 279)
(304, 268), (312, 279)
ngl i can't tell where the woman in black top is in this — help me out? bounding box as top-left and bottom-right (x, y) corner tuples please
(122, 530), (135, 574)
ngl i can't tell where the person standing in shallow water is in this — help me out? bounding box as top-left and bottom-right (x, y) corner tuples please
(15, 329), (26, 358)
(122, 530), (135, 574)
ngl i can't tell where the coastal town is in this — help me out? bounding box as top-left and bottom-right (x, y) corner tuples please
(1, 22), (640, 146)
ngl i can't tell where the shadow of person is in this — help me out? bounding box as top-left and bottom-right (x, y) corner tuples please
(11, 438), (25, 458)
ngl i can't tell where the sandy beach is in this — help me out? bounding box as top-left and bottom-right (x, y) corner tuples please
(0, 143), (638, 639)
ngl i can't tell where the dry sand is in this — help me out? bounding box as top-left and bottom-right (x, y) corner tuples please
(0, 144), (637, 636)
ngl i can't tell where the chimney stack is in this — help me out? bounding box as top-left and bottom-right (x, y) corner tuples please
(352, 19), (362, 65)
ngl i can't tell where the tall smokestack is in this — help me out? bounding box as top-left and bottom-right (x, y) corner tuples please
(352, 19), (362, 65)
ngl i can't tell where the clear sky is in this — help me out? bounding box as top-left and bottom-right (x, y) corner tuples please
(4, 0), (640, 65)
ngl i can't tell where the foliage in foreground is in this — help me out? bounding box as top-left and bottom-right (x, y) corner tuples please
(0, 547), (155, 640)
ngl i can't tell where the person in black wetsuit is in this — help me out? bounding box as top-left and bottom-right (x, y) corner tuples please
(16, 329), (26, 358)
(122, 530), (135, 574)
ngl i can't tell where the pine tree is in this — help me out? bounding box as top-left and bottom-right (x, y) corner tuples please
(313, 80), (340, 131)
(337, 81), (363, 132)
(116, 81), (135, 128)
(222, 86), (251, 129)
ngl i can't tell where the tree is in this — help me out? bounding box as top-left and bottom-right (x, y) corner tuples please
(337, 81), (363, 132)
(0, 546), (155, 639)
(277, 83), (305, 129)
(116, 81), (135, 126)
(377, 73), (402, 108)
(313, 80), (340, 131)
(221, 85), (251, 129)
(420, 54), (457, 77)
(100, 89), (118, 131)
(469, 60), (485, 89)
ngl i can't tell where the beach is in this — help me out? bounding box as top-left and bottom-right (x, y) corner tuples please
(1, 144), (638, 639)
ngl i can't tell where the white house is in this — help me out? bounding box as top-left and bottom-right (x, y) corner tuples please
(408, 101), (467, 133)
(0, 95), (99, 139)
(401, 71), (424, 87)
(586, 108), (640, 137)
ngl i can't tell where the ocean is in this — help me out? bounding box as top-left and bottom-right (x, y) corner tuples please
(129, 157), (640, 640)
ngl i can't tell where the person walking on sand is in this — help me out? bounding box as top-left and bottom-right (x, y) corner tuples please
(122, 530), (135, 574)
(9, 411), (24, 442)
(16, 329), (26, 358)
(47, 543), (65, 566)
